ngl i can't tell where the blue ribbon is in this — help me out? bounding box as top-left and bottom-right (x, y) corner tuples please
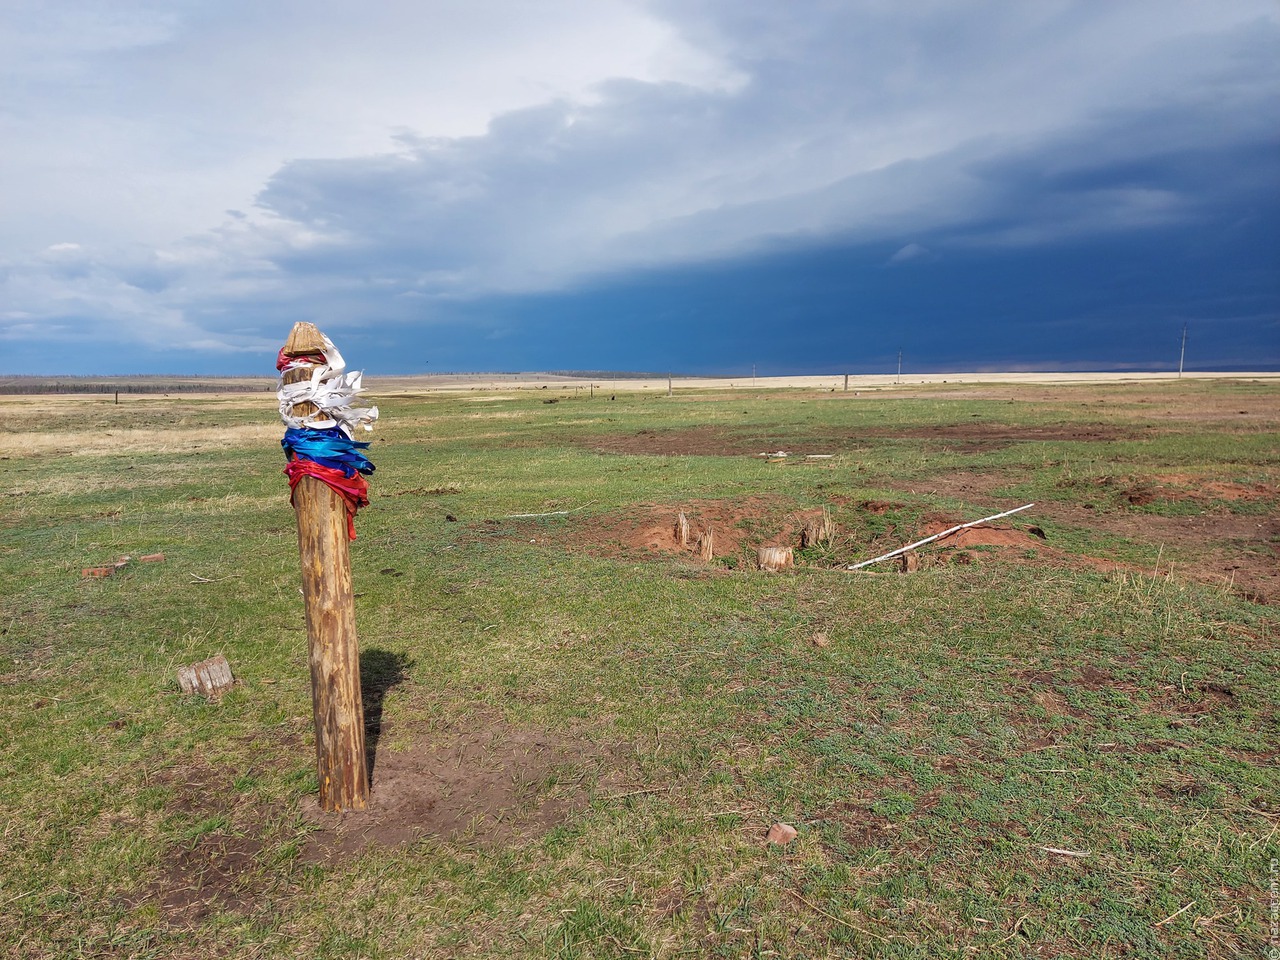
(282, 427), (375, 478)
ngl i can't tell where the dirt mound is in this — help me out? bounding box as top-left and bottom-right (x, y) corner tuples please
(504, 497), (826, 563)
(917, 516), (1040, 550)
(883, 471), (1279, 604)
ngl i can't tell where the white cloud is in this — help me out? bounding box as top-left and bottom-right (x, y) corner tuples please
(0, 0), (736, 258)
(889, 244), (930, 265)
(1, 0), (1277, 358)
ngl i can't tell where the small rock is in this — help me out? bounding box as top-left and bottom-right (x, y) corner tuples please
(766, 822), (798, 845)
(811, 632), (830, 649)
(139, 552), (166, 562)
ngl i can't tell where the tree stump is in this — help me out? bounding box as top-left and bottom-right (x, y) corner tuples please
(757, 546), (794, 571)
(900, 551), (920, 573)
(674, 510), (691, 548)
(800, 507), (836, 549)
(696, 527), (714, 561)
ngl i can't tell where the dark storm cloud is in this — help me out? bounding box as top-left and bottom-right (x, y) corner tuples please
(2, 0), (1276, 371)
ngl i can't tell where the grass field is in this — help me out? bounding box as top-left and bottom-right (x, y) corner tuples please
(1, 378), (1277, 958)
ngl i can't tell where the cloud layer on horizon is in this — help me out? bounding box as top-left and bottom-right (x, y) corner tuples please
(2, 0), (1277, 372)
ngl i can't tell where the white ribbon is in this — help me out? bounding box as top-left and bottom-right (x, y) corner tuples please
(278, 334), (379, 435)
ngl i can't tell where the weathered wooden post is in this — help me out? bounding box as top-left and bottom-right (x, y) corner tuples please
(277, 322), (379, 811)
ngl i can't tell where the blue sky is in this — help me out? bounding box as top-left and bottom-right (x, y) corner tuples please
(2, 0), (1277, 375)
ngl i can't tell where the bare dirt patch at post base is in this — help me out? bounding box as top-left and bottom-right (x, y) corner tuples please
(141, 719), (615, 927)
(299, 719), (611, 863)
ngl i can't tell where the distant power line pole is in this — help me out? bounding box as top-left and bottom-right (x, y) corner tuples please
(1178, 323), (1187, 378)
(897, 349), (902, 385)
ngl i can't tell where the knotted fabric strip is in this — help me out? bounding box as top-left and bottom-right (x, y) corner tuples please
(278, 331), (379, 538)
(284, 459), (369, 540)
(277, 334), (379, 436)
(282, 427), (375, 478)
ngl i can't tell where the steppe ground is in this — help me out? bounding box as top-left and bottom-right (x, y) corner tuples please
(1, 374), (1276, 959)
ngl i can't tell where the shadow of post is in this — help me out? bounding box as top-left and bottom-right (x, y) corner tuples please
(360, 648), (411, 783)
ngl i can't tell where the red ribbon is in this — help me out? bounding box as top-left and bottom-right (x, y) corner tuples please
(284, 458), (370, 540)
(276, 347), (328, 372)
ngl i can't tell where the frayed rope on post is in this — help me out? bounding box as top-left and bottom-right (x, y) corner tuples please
(278, 332), (378, 539)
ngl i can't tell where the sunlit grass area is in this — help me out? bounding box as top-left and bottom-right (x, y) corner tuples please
(1, 380), (1276, 958)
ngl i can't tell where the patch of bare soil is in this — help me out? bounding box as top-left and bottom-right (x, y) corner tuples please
(299, 720), (606, 863)
(811, 801), (900, 855)
(578, 426), (817, 458)
(142, 716), (613, 926)
(853, 422), (1139, 452)
(1038, 502), (1280, 604)
(1059, 473), (1278, 508)
(573, 422), (1140, 458)
(886, 472), (1280, 604)
(916, 516), (1039, 550)
(142, 757), (296, 927)
(495, 496), (825, 563)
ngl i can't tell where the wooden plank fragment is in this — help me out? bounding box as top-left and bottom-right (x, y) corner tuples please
(177, 654), (235, 697)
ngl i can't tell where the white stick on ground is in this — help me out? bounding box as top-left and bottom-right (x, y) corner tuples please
(846, 503), (1035, 570)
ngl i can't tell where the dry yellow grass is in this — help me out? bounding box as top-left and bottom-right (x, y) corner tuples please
(1, 422), (280, 458)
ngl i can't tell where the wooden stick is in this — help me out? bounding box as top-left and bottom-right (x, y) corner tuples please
(1154, 900), (1196, 927)
(1038, 845), (1090, 857)
(283, 322), (369, 812)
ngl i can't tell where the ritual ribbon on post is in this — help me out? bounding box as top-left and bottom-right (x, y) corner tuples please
(277, 328), (378, 539)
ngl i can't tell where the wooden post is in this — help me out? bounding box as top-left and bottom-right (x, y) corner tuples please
(280, 322), (370, 812)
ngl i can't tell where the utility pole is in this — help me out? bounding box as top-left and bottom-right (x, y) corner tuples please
(752, 363), (756, 388)
(897, 349), (902, 385)
(1178, 323), (1187, 378)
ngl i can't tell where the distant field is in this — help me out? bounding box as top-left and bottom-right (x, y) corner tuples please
(4, 368), (1278, 396)
(1, 378), (1276, 958)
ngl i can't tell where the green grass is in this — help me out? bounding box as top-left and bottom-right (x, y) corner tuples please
(1, 380), (1277, 958)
